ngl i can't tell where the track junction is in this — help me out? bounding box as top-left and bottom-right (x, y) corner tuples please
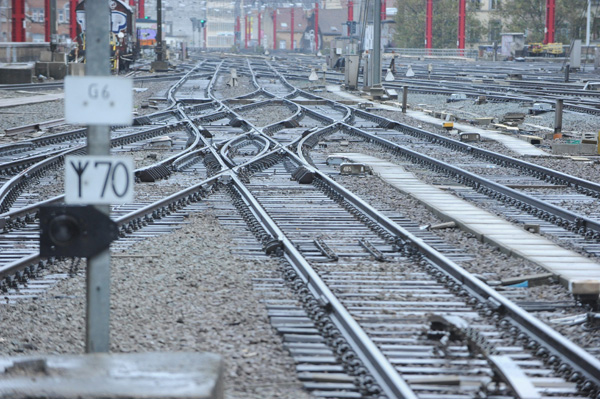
(2, 54), (600, 399)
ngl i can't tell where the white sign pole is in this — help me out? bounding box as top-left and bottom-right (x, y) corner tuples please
(84, 0), (112, 354)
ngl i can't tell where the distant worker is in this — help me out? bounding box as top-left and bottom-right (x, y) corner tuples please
(428, 63), (433, 79)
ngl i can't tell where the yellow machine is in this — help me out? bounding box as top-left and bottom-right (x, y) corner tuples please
(528, 43), (544, 56)
(544, 43), (564, 56)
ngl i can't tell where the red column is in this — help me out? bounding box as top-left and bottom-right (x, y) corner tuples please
(11, 0), (26, 42)
(380, 0), (386, 20)
(314, 2), (318, 52)
(290, 7), (294, 50)
(544, 0), (555, 44)
(347, 0), (353, 35)
(138, 0), (145, 19)
(425, 0), (432, 52)
(458, 0), (465, 55)
(245, 14), (248, 48)
(70, 0), (77, 39)
(45, 0), (50, 42)
(272, 10), (277, 50)
(258, 11), (261, 47)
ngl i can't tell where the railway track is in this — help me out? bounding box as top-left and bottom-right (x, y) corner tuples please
(3, 54), (600, 398)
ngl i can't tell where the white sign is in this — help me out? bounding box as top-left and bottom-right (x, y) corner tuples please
(65, 76), (133, 125)
(65, 155), (134, 204)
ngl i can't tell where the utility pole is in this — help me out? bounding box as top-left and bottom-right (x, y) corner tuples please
(258, 9), (261, 47)
(272, 9), (277, 50)
(84, 0), (111, 354)
(544, 0), (555, 44)
(58, 0), (133, 355)
(156, 0), (163, 60)
(372, 0), (381, 86)
(44, 0), (57, 51)
(458, 0), (465, 56)
(425, 0), (432, 54)
(314, 1), (318, 53)
(347, 0), (353, 36)
(69, 0), (77, 40)
(586, 0), (591, 46)
(11, 0), (26, 42)
(245, 14), (248, 48)
(290, 7), (294, 50)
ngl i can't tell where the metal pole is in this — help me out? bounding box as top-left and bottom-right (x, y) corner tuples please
(458, 0), (465, 56)
(290, 7), (294, 50)
(347, 0), (353, 36)
(245, 14), (248, 48)
(586, 0), (591, 46)
(70, 0), (77, 40)
(156, 0), (163, 61)
(544, 0), (556, 44)
(314, 1), (318, 53)
(372, 0), (381, 86)
(258, 10), (261, 47)
(11, 0), (25, 42)
(49, 0), (57, 51)
(272, 10), (276, 50)
(554, 99), (563, 139)
(203, 25), (207, 49)
(45, 0), (50, 42)
(84, 0), (111, 354)
(402, 86), (408, 113)
(425, 0), (432, 54)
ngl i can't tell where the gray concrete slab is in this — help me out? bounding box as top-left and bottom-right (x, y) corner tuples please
(333, 152), (600, 294)
(0, 352), (223, 399)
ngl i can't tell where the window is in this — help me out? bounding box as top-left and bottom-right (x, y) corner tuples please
(32, 8), (44, 23)
(489, 0), (499, 10)
(64, 3), (70, 22)
(58, 10), (64, 23)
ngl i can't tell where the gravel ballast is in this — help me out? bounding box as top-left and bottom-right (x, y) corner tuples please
(0, 212), (311, 399)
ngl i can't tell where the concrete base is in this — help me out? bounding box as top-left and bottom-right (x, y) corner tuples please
(68, 62), (85, 76)
(0, 65), (33, 84)
(0, 352), (224, 399)
(151, 60), (169, 72)
(552, 143), (597, 155)
(35, 62), (67, 80)
(0, 42), (50, 63)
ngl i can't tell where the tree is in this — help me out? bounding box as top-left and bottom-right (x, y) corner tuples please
(394, 0), (485, 48)
(497, 0), (589, 43)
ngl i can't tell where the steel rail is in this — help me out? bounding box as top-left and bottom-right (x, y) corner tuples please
(0, 71), (191, 92)
(355, 108), (600, 215)
(0, 174), (223, 282)
(219, 133), (271, 167)
(307, 156), (600, 393)
(345, 122), (600, 236)
(0, 120), (200, 212)
(228, 170), (418, 399)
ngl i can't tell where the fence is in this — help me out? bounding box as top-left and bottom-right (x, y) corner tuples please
(385, 48), (479, 59)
